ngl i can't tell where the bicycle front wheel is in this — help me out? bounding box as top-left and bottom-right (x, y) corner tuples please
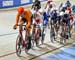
(16, 35), (22, 56)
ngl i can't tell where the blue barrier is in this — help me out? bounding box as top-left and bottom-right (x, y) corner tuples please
(0, 0), (32, 9)
(39, 0), (47, 2)
(0, 0), (47, 9)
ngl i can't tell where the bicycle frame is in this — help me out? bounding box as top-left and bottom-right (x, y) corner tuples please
(32, 25), (41, 46)
(16, 25), (28, 56)
(19, 25), (27, 47)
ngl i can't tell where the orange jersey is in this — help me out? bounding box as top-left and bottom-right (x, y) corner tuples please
(16, 9), (32, 31)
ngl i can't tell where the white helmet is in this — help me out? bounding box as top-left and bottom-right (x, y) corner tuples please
(60, 11), (64, 16)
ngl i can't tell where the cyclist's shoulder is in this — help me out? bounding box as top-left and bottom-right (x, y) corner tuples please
(25, 9), (31, 13)
(25, 9), (32, 15)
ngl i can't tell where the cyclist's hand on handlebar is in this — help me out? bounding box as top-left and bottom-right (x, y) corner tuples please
(13, 24), (17, 30)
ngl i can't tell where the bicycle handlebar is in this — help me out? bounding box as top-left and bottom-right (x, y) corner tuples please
(17, 25), (26, 26)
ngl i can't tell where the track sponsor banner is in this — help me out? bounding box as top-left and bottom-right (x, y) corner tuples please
(21, 0), (30, 4)
(0, 0), (47, 9)
(0, 0), (32, 8)
(0, 0), (2, 8)
(2, 0), (13, 7)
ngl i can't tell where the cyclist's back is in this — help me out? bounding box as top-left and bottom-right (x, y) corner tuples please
(62, 13), (70, 25)
(22, 9), (32, 21)
(51, 10), (58, 24)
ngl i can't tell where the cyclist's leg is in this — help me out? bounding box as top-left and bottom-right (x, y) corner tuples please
(66, 21), (71, 38)
(53, 21), (57, 40)
(50, 25), (55, 42)
(26, 24), (32, 50)
(43, 20), (47, 32)
(60, 23), (65, 43)
(26, 34), (31, 49)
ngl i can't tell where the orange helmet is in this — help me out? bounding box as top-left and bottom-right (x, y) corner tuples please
(17, 7), (24, 13)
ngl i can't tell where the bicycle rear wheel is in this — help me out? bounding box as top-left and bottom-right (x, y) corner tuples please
(16, 35), (22, 56)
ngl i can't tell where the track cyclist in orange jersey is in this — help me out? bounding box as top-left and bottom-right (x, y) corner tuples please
(13, 6), (33, 50)
(13, 7), (32, 35)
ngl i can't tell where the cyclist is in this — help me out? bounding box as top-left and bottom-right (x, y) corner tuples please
(65, 0), (71, 7)
(62, 11), (70, 39)
(13, 6), (32, 50)
(42, 10), (49, 42)
(32, 0), (41, 11)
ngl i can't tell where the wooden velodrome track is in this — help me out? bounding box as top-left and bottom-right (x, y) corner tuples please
(0, 0), (75, 60)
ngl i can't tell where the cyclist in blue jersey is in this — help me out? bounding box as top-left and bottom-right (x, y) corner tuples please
(43, 11), (48, 27)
